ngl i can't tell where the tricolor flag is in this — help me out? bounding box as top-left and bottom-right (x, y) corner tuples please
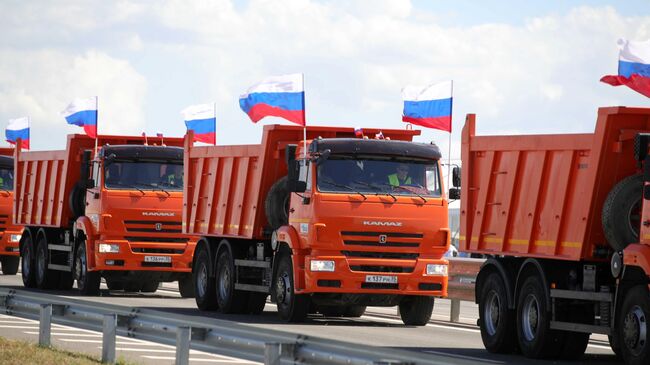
(182, 103), (216, 145)
(6, 117), (30, 149)
(354, 127), (364, 137)
(402, 81), (453, 132)
(61, 96), (98, 138)
(601, 38), (650, 98)
(239, 73), (305, 126)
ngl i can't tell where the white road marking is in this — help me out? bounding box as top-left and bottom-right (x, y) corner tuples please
(23, 331), (101, 337)
(142, 355), (251, 363)
(587, 344), (613, 350)
(58, 339), (145, 345)
(0, 325), (39, 329)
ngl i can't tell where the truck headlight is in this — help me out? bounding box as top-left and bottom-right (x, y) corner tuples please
(10, 234), (21, 242)
(98, 243), (120, 253)
(310, 260), (335, 272)
(426, 264), (448, 276)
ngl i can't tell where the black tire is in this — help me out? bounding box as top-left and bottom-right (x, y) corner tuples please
(274, 254), (309, 322)
(74, 241), (100, 295)
(141, 281), (159, 293)
(0, 256), (19, 275)
(193, 247), (217, 311)
(35, 234), (58, 289)
(344, 305), (366, 318)
(57, 271), (74, 290)
(319, 306), (345, 317)
(516, 275), (563, 359)
(265, 176), (290, 229)
(69, 182), (86, 219)
(106, 279), (124, 291)
(602, 174), (642, 251)
(478, 272), (517, 354)
(558, 305), (591, 360)
(178, 275), (195, 298)
(21, 234), (36, 288)
(399, 296), (434, 326)
(124, 282), (142, 292)
(609, 333), (622, 358)
(617, 285), (650, 365)
(245, 293), (268, 315)
(215, 248), (247, 313)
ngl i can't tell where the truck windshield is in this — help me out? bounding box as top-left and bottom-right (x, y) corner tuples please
(0, 167), (13, 191)
(104, 161), (183, 191)
(317, 157), (441, 197)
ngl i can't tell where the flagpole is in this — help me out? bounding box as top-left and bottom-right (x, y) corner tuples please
(302, 74), (307, 160)
(447, 81), (453, 192)
(94, 96), (99, 156)
(214, 102), (217, 146)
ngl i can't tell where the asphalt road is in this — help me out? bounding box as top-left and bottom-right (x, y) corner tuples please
(0, 274), (621, 365)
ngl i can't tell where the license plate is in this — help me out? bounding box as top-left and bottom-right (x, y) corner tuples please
(144, 256), (172, 263)
(365, 275), (398, 284)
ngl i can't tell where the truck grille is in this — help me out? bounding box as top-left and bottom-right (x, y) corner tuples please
(350, 265), (414, 273)
(340, 231), (421, 247)
(0, 214), (8, 233)
(341, 251), (419, 259)
(125, 236), (189, 244)
(131, 247), (184, 254)
(124, 220), (182, 234)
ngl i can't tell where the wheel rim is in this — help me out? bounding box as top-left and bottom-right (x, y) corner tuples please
(522, 294), (540, 342)
(623, 305), (647, 356)
(484, 290), (500, 336)
(197, 261), (208, 298)
(276, 271), (291, 308)
(75, 247), (86, 285)
(36, 244), (46, 281)
(218, 263), (231, 300)
(628, 198), (641, 240)
(22, 244), (31, 278)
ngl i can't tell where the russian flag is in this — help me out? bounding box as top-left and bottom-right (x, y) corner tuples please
(239, 73), (305, 126)
(182, 103), (216, 145)
(61, 96), (98, 138)
(601, 38), (650, 98)
(402, 81), (453, 132)
(6, 117), (29, 149)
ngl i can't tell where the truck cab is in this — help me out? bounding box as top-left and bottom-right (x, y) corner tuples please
(0, 151), (22, 275)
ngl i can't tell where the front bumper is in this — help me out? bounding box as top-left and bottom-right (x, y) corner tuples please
(93, 239), (195, 272)
(0, 230), (22, 257)
(302, 255), (448, 296)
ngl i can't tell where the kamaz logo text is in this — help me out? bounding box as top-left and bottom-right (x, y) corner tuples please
(142, 212), (175, 217)
(362, 221), (402, 227)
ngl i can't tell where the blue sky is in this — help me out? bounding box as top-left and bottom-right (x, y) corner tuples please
(0, 0), (648, 161)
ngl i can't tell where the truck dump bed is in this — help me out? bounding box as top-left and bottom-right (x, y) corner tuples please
(14, 135), (182, 227)
(183, 124), (420, 239)
(460, 107), (650, 261)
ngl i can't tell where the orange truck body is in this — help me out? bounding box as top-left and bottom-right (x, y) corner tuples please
(184, 124), (449, 322)
(460, 107), (650, 363)
(15, 134), (196, 291)
(0, 147), (22, 274)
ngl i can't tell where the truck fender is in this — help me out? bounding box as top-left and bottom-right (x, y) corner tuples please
(514, 258), (551, 309)
(275, 225), (302, 252)
(75, 216), (95, 242)
(274, 226), (307, 293)
(476, 258), (516, 309)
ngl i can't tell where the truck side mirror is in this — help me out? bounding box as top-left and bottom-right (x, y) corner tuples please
(452, 166), (461, 187)
(285, 145), (307, 193)
(449, 187), (460, 200)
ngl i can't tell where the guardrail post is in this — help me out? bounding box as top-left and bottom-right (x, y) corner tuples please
(39, 303), (52, 347)
(102, 314), (117, 364)
(175, 326), (190, 365)
(264, 342), (281, 365)
(450, 299), (460, 323)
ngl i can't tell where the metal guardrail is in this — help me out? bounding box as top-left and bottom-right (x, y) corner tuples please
(446, 257), (484, 323)
(0, 288), (479, 365)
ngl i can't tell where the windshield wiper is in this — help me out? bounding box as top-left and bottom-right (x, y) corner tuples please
(320, 179), (367, 200)
(391, 184), (428, 203)
(107, 182), (145, 195)
(352, 180), (397, 202)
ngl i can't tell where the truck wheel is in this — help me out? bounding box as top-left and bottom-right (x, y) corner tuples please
(345, 305), (366, 318)
(194, 247), (217, 311)
(274, 254), (309, 322)
(558, 306), (591, 360)
(399, 296), (434, 326)
(215, 248), (247, 313)
(69, 182), (86, 219)
(516, 275), (562, 358)
(178, 275), (195, 298)
(479, 272), (516, 353)
(265, 176), (289, 229)
(106, 279), (124, 291)
(245, 293), (267, 315)
(618, 285), (650, 365)
(0, 256), (19, 275)
(124, 282), (142, 292)
(609, 334), (622, 358)
(141, 281), (159, 293)
(319, 306), (344, 317)
(35, 235), (59, 289)
(74, 241), (100, 295)
(602, 174), (642, 251)
(57, 272), (74, 290)
(21, 235), (36, 287)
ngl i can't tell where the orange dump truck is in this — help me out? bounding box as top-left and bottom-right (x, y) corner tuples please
(0, 147), (23, 275)
(183, 124), (449, 324)
(15, 134), (196, 296)
(459, 107), (650, 364)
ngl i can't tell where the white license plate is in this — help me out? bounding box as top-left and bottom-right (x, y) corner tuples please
(144, 256), (172, 263)
(365, 275), (398, 284)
